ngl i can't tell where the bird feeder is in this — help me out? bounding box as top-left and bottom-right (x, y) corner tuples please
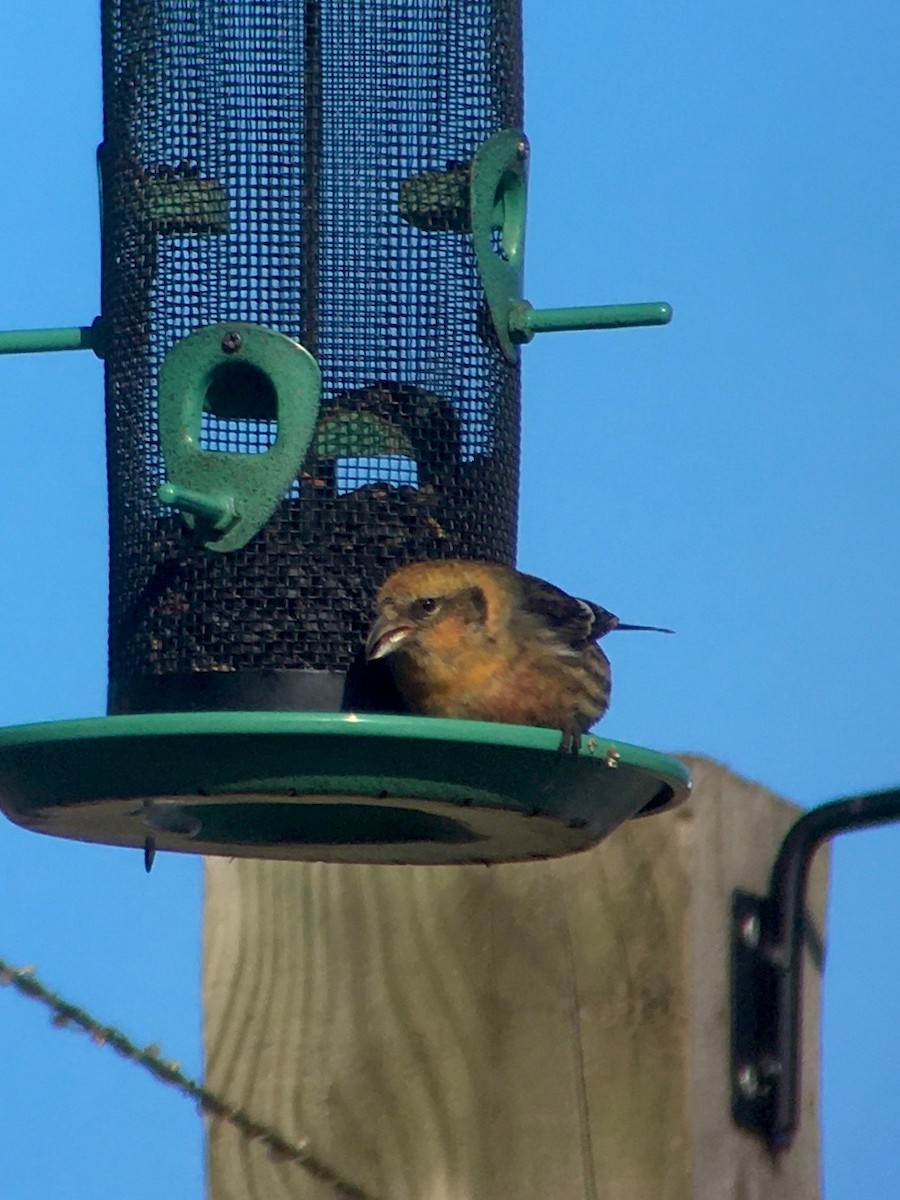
(0, 0), (687, 865)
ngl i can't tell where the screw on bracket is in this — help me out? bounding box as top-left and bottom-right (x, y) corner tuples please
(738, 911), (760, 950)
(735, 1063), (759, 1101)
(221, 330), (242, 354)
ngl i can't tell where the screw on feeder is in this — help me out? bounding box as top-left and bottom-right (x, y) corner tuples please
(221, 330), (243, 354)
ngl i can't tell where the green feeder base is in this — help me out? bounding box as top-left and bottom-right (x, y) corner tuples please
(0, 713), (690, 866)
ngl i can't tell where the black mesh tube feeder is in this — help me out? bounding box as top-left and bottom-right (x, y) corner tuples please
(0, 1), (687, 865)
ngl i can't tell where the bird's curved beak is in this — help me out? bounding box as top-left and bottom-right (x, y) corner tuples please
(365, 614), (415, 661)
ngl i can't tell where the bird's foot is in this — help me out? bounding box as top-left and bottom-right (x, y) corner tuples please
(557, 726), (582, 755)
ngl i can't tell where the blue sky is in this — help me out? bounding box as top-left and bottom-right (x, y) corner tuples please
(1, 2), (899, 1195)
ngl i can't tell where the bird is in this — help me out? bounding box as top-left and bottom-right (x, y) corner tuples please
(365, 559), (672, 751)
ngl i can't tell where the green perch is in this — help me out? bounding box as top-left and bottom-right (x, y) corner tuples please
(508, 301), (672, 342)
(0, 320), (104, 357)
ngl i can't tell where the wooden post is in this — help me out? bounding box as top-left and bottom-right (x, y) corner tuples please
(203, 756), (828, 1199)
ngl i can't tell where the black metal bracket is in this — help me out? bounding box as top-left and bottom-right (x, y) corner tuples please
(731, 786), (900, 1149)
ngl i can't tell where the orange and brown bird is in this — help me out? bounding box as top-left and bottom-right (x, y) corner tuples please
(365, 559), (671, 751)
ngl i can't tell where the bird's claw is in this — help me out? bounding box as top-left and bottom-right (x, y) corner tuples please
(557, 727), (582, 755)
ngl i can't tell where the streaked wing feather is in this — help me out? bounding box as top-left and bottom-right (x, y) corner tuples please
(518, 573), (617, 647)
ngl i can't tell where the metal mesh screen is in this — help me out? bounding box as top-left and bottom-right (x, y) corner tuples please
(101, 0), (523, 713)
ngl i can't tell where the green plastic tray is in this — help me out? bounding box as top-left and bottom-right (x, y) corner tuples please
(0, 712), (690, 866)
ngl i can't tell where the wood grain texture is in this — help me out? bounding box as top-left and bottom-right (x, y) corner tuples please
(204, 756), (827, 1200)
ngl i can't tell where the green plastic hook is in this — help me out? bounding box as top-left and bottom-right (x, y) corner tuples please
(470, 129), (529, 362)
(470, 129), (672, 362)
(157, 322), (321, 552)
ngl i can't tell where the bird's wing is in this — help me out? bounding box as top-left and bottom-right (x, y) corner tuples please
(517, 573), (618, 647)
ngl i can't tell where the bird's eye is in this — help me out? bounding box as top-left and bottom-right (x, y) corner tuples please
(412, 597), (439, 618)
